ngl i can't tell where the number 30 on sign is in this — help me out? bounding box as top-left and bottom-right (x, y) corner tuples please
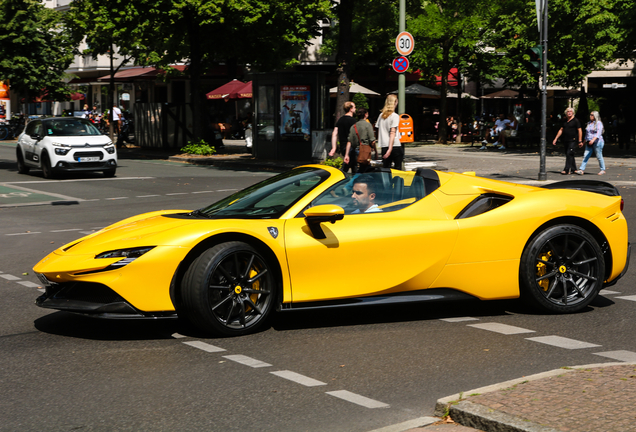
(395, 32), (414, 56)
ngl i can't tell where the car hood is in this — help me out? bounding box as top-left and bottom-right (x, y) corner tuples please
(45, 135), (112, 147)
(57, 211), (202, 256)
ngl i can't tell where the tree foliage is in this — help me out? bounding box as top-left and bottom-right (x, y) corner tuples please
(0, 0), (76, 101)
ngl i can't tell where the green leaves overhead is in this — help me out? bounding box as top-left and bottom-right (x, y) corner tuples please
(0, 0), (76, 101)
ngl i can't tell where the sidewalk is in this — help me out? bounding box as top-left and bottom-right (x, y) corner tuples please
(147, 139), (636, 186)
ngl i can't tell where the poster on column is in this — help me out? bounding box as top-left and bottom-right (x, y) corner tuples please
(0, 80), (10, 121)
(280, 85), (310, 141)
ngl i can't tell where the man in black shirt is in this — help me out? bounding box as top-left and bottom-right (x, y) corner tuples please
(330, 101), (358, 173)
(552, 107), (583, 174)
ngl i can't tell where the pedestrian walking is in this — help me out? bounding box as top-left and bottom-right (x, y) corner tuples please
(330, 101), (358, 173)
(575, 111), (606, 175)
(552, 107), (583, 175)
(375, 94), (403, 169)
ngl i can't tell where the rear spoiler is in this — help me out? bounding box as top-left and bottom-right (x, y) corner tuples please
(541, 180), (619, 197)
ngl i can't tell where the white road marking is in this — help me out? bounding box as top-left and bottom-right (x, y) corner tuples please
(365, 417), (437, 432)
(615, 295), (636, 302)
(182, 341), (226, 353)
(191, 190), (214, 194)
(6, 232), (41, 236)
(593, 350), (636, 362)
(166, 193), (188, 196)
(79, 231), (95, 235)
(171, 333), (187, 339)
(105, 197), (128, 200)
(3, 177), (154, 184)
(0, 182), (84, 201)
(440, 317), (479, 322)
(526, 335), (601, 349)
(601, 290), (621, 295)
(136, 195), (160, 198)
(326, 390), (389, 409)
(216, 189), (239, 192)
(270, 370), (326, 387)
(0, 274), (21, 281)
(37, 288), (45, 293)
(467, 322), (535, 335)
(223, 354), (271, 368)
(17, 281), (39, 288)
(50, 228), (83, 232)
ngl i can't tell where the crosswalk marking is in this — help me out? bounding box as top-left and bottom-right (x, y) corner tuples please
(615, 295), (636, 302)
(593, 350), (636, 362)
(182, 341), (226, 353)
(270, 370), (326, 387)
(440, 317), (479, 323)
(526, 336), (601, 349)
(223, 354), (271, 368)
(326, 390), (389, 409)
(467, 322), (535, 335)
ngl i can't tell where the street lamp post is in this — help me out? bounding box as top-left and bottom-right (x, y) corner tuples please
(538, 0), (548, 181)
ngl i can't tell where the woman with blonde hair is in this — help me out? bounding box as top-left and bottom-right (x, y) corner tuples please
(375, 94), (403, 169)
(575, 110), (606, 175)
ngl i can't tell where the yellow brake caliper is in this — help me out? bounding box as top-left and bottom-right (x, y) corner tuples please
(536, 251), (553, 291)
(247, 267), (261, 311)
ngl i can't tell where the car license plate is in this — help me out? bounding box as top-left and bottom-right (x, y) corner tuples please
(79, 156), (100, 162)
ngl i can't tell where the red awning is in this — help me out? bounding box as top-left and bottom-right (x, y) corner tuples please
(235, 81), (252, 99)
(206, 79), (249, 100)
(97, 65), (188, 81)
(435, 68), (459, 87)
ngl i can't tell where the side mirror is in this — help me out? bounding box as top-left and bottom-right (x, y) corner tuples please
(304, 204), (344, 239)
(30, 133), (40, 141)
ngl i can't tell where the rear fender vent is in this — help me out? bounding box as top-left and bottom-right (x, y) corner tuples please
(455, 193), (513, 219)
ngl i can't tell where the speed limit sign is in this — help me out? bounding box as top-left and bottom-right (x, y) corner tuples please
(395, 31), (414, 56)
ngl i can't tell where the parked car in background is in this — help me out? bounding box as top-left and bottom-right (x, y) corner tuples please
(16, 117), (117, 178)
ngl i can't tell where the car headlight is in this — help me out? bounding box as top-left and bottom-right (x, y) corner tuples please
(96, 246), (155, 259)
(104, 142), (116, 154)
(52, 142), (71, 155)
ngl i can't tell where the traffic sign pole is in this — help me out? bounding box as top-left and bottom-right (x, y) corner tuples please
(398, 0), (406, 114)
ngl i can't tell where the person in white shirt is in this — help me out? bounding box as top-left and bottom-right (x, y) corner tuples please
(112, 105), (122, 135)
(491, 113), (510, 149)
(375, 94), (403, 169)
(498, 113), (518, 150)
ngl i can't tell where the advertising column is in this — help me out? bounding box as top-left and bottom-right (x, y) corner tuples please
(0, 80), (10, 121)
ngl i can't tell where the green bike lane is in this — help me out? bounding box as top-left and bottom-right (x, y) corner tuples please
(0, 183), (82, 207)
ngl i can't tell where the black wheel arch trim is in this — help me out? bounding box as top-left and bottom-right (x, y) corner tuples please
(522, 216), (614, 282)
(170, 232), (284, 312)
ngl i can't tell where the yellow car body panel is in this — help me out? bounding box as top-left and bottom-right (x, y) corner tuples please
(33, 165), (629, 326)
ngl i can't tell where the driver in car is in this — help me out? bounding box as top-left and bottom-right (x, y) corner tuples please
(351, 175), (382, 214)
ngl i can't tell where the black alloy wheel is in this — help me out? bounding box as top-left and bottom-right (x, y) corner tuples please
(520, 224), (605, 313)
(181, 241), (276, 336)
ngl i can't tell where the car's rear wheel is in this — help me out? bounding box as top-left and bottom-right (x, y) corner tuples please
(16, 148), (30, 174)
(520, 224), (604, 313)
(103, 168), (116, 177)
(41, 153), (55, 179)
(0, 127), (9, 141)
(181, 241), (276, 336)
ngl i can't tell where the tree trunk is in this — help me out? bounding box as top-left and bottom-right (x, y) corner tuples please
(334, 0), (354, 123)
(455, 69), (462, 144)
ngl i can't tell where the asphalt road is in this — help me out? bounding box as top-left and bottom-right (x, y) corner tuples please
(1, 141), (635, 432)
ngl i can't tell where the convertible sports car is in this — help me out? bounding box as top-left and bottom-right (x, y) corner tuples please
(34, 166), (630, 336)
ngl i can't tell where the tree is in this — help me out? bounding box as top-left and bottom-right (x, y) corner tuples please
(485, 0), (630, 89)
(0, 0), (76, 109)
(136, 0), (331, 142)
(408, 0), (492, 143)
(66, 0), (150, 142)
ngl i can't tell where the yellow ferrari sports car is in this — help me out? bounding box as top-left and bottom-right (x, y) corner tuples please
(34, 166), (630, 336)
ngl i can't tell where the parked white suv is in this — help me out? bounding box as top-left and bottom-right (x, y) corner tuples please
(16, 117), (117, 178)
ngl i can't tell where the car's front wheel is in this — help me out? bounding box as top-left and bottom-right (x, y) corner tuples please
(520, 224), (605, 313)
(16, 148), (30, 174)
(181, 241), (277, 336)
(41, 153), (55, 179)
(103, 168), (116, 177)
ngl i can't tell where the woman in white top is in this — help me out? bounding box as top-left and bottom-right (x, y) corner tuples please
(375, 94), (403, 169)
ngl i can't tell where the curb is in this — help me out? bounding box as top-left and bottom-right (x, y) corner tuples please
(434, 361), (636, 432)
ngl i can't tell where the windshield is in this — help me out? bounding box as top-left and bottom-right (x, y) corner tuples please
(196, 167), (330, 219)
(44, 119), (102, 136)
